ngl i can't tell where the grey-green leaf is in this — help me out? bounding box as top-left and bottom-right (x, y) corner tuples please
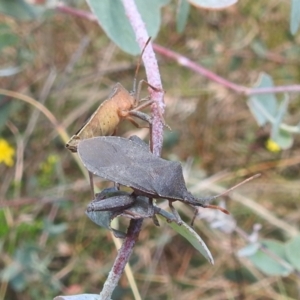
(0, 66), (21, 77)
(271, 95), (288, 143)
(86, 0), (170, 55)
(0, 262), (22, 282)
(54, 294), (100, 300)
(43, 220), (68, 236)
(86, 210), (126, 239)
(247, 73), (278, 126)
(187, 0), (237, 9)
(285, 235), (300, 271)
(157, 215), (214, 264)
(176, 0), (190, 33)
(237, 243), (260, 257)
(290, 0), (300, 35)
(0, 0), (45, 20)
(273, 129), (293, 149)
(0, 27), (19, 52)
(248, 240), (293, 276)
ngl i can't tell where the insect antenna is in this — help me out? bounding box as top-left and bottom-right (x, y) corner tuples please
(195, 173), (261, 214)
(132, 37), (152, 94)
(209, 173), (261, 200)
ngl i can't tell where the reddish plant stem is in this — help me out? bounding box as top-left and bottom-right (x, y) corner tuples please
(153, 44), (300, 96)
(121, 1), (164, 156)
(99, 219), (143, 300)
(97, 0), (165, 298)
(247, 85), (300, 95)
(56, 3), (97, 21)
(153, 44), (247, 94)
(56, 4), (300, 97)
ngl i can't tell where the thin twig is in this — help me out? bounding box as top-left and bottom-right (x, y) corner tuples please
(153, 44), (300, 96)
(55, 4), (300, 97)
(98, 1), (165, 299)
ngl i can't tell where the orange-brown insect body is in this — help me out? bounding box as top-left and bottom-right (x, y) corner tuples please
(65, 39), (158, 153)
(66, 83), (139, 152)
(66, 38), (158, 152)
(65, 38), (161, 196)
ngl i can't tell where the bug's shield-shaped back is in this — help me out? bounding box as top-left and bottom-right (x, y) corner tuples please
(77, 136), (191, 201)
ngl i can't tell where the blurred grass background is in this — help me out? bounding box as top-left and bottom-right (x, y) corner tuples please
(0, 1), (300, 299)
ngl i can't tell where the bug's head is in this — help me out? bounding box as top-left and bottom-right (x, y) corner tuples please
(65, 135), (80, 153)
(193, 194), (230, 215)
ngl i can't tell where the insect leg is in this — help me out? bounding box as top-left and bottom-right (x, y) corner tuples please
(127, 111), (152, 125)
(190, 208), (198, 227)
(131, 99), (153, 111)
(168, 201), (183, 225)
(88, 171), (94, 197)
(125, 116), (150, 129)
(87, 194), (135, 212)
(134, 79), (162, 107)
(129, 108), (171, 131)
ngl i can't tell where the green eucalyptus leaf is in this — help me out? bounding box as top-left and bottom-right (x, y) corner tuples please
(285, 235), (300, 271)
(273, 129), (293, 149)
(0, 31), (19, 52)
(0, 96), (13, 132)
(43, 220), (68, 236)
(251, 40), (267, 58)
(248, 240), (293, 276)
(247, 73), (278, 126)
(187, 0), (237, 9)
(0, 262), (23, 282)
(15, 244), (39, 267)
(9, 273), (27, 291)
(271, 95), (289, 143)
(86, 210), (126, 239)
(157, 214), (214, 264)
(0, 66), (21, 77)
(0, 0), (45, 20)
(86, 0), (170, 55)
(248, 75), (296, 149)
(54, 294), (100, 300)
(176, 0), (190, 33)
(290, 0), (300, 35)
(237, 243), (260, 257)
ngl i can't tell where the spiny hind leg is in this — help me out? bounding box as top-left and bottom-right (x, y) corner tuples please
(127, 108), (170, 131)
(118, 108), (152, 128)
(127, 111), (152, 126)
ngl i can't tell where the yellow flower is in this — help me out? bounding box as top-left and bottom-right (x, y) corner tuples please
(0, 139), (15, 167)
(40, 154), (59, 174)
(38, 154), (59, 187)
(266, 139), (281, 153)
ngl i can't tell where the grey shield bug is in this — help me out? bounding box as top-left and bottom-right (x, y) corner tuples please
(77, 136), (229, 221)
(65, 38), (165, 197)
